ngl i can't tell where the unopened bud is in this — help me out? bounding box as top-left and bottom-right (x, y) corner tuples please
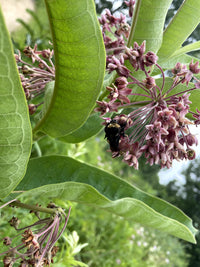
(14, 54), (20, 63)
(144, 76), (156, 89)
(3, 237), (12, 246)
(41, 49), (51, 59)
(38, 62), (45, 69)
(24, 89), (31, 100)
(115, 76), (128, 89)
(3, 256), (13, 266)
(23, 46), (33, 57)
(8, 216), (20, 229)
(22, 65), (33, 75)
(189, 60), (200, 74)
(28, 104), (37, 115)
(186, 134), (198, 146)
(145, 51), (158, 66)
(187, 149), (196, 160)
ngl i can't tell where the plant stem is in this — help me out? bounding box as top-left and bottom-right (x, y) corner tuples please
(10, 201), (56, 215)
(127, 0), (142, 47)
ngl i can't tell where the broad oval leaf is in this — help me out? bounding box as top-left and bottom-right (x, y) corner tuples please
(58, 112), (103, 143)
(0, 8), (32, 199)
(34, 82), (104, 142)
(58, 72), (118, 143)
(58, 71), (118, 143)
(33, 0), (106, 137)
(16, 156), (197, 243)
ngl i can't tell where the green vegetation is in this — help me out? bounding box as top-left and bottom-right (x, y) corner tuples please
(25, 132), (188, 266)
(11, 0), (51, 51)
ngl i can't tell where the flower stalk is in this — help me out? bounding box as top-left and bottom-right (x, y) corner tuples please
(15, 44), (55, 115)
(0, 200), (71, 266)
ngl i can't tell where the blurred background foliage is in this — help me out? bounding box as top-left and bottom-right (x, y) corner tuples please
(0, 0), (199, 266)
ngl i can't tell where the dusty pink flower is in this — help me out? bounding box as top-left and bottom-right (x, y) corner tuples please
(95, 100), (121, 115)
(144, 51), (158, 67)
(192, 108), (200, 125)
(189, 59), (200, 74)
(143, 76), (156, 89)
(0, 201), (71, 266)
(124, 0), (135, 17)
(96, 6), (200, 169)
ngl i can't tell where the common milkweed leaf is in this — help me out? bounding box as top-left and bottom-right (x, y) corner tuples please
(58, 113), (103, 143)
(158, 0), (200, 59)
(16, 156), (197, 243)
(128, 0), (172, 53)
(33, 0), (106, 137)
(0, 8), (32, 198)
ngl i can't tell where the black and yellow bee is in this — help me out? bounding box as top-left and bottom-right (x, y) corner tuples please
(104, 119), (126, 152)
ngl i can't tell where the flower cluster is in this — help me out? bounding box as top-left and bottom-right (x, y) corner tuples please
(0, 200), (71, 267)
(96, 2), (200, 169)
(15, 44), (55, 115)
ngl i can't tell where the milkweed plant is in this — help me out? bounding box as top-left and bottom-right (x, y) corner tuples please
(16, 2), (200, 170)
(0, 0), (200, 266)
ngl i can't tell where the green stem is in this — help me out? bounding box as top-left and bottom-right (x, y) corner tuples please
(11, 201), (56, 215)
(127, 0), (142, 47)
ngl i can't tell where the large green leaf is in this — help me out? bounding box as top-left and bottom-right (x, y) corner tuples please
(128, 0), (172, 53)
(16, 156), (197, 243)
(0, 8), (32, 198)
(33, 0), (106, 137)
(58, 112), (103, 143)
(158, 0), (200, 59)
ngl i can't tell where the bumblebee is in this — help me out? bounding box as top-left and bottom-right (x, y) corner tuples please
(104, 119), (126, 152)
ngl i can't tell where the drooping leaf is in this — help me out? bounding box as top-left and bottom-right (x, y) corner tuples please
(58, 112), (103, 143)
(0, 8), (32, 199)
(33, 0), (106, 137)
(158, 0), (200, 59)
(16, 156), (197, 243)
(57, 71), (116, 143)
